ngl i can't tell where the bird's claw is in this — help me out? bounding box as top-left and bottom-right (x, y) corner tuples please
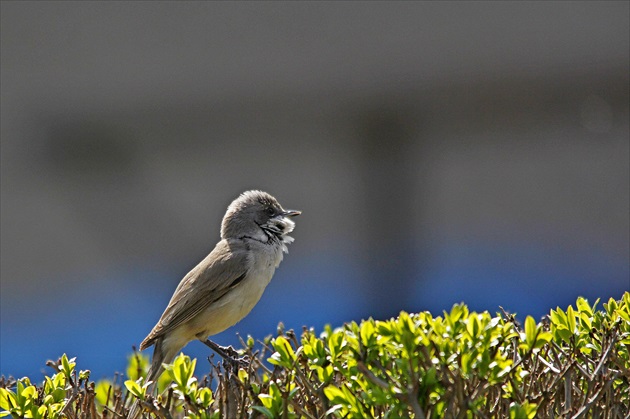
(202, 339), (251, 369)
(225, 354), (251, 369)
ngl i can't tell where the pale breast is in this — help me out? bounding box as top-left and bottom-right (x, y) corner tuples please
(190, 241), (284, 339)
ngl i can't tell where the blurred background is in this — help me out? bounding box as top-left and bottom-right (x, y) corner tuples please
(1, 1), (628, 381)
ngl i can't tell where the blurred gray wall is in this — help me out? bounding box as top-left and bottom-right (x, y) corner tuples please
(1, 1), (628, 378)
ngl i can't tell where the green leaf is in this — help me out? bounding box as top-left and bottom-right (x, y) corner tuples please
(15, 382), (36, 411)
(534, 332), (552, 349)
(566, 305), (576, 334)
(604, 297), (618, 316)
(460, 352), (473, 375)
(79, 369), (90, 381)
(360, 319), (376, 347)
(315, 364), (333, 383)
(258, 393), (273, 410)
(165, 353), (197, 392)
(127, 353), (149, 381)
(60, 354), (76, 379)
(576, 297), (593, 316)
(467, 315), (481, 339)
(579, 311), (592, 329)
(327, 331), (345, 362)
(618, 308), (630, 323)
(94, 380), (113, 407)
(509, 401), (537, 419)
(124, 379), (146, 400)
(524, 316), (537, 349)
(196, 387), (213, 408)
(0, 388), (16, 411)
(324, 385), (347, 405)
(251, 405), (275, 418)
(268, 336), (296, 369)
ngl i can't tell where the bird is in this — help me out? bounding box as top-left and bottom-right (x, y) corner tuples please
(129, 190), (300, 416)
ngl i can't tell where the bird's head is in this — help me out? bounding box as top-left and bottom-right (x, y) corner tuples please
(220, 190), (300, 246)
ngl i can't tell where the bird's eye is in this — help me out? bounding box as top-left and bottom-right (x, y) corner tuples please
(266, 207), (275, 216)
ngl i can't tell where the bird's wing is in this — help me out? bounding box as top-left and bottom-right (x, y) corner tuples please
(140, 239), (249, 350)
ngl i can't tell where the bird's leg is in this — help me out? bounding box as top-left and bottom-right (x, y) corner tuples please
(201, 339), (250, 368)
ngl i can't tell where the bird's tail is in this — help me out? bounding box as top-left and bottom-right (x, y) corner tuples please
(145, 338), (168, 386)
(127, 338), (177, 418)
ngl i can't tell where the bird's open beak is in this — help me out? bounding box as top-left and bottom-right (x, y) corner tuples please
(282, 210), (301, 217)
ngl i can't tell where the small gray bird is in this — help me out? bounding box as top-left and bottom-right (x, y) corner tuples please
(134, 190), (299, 394)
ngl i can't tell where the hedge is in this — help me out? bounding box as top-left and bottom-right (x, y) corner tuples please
(2, 292), (629, 418)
